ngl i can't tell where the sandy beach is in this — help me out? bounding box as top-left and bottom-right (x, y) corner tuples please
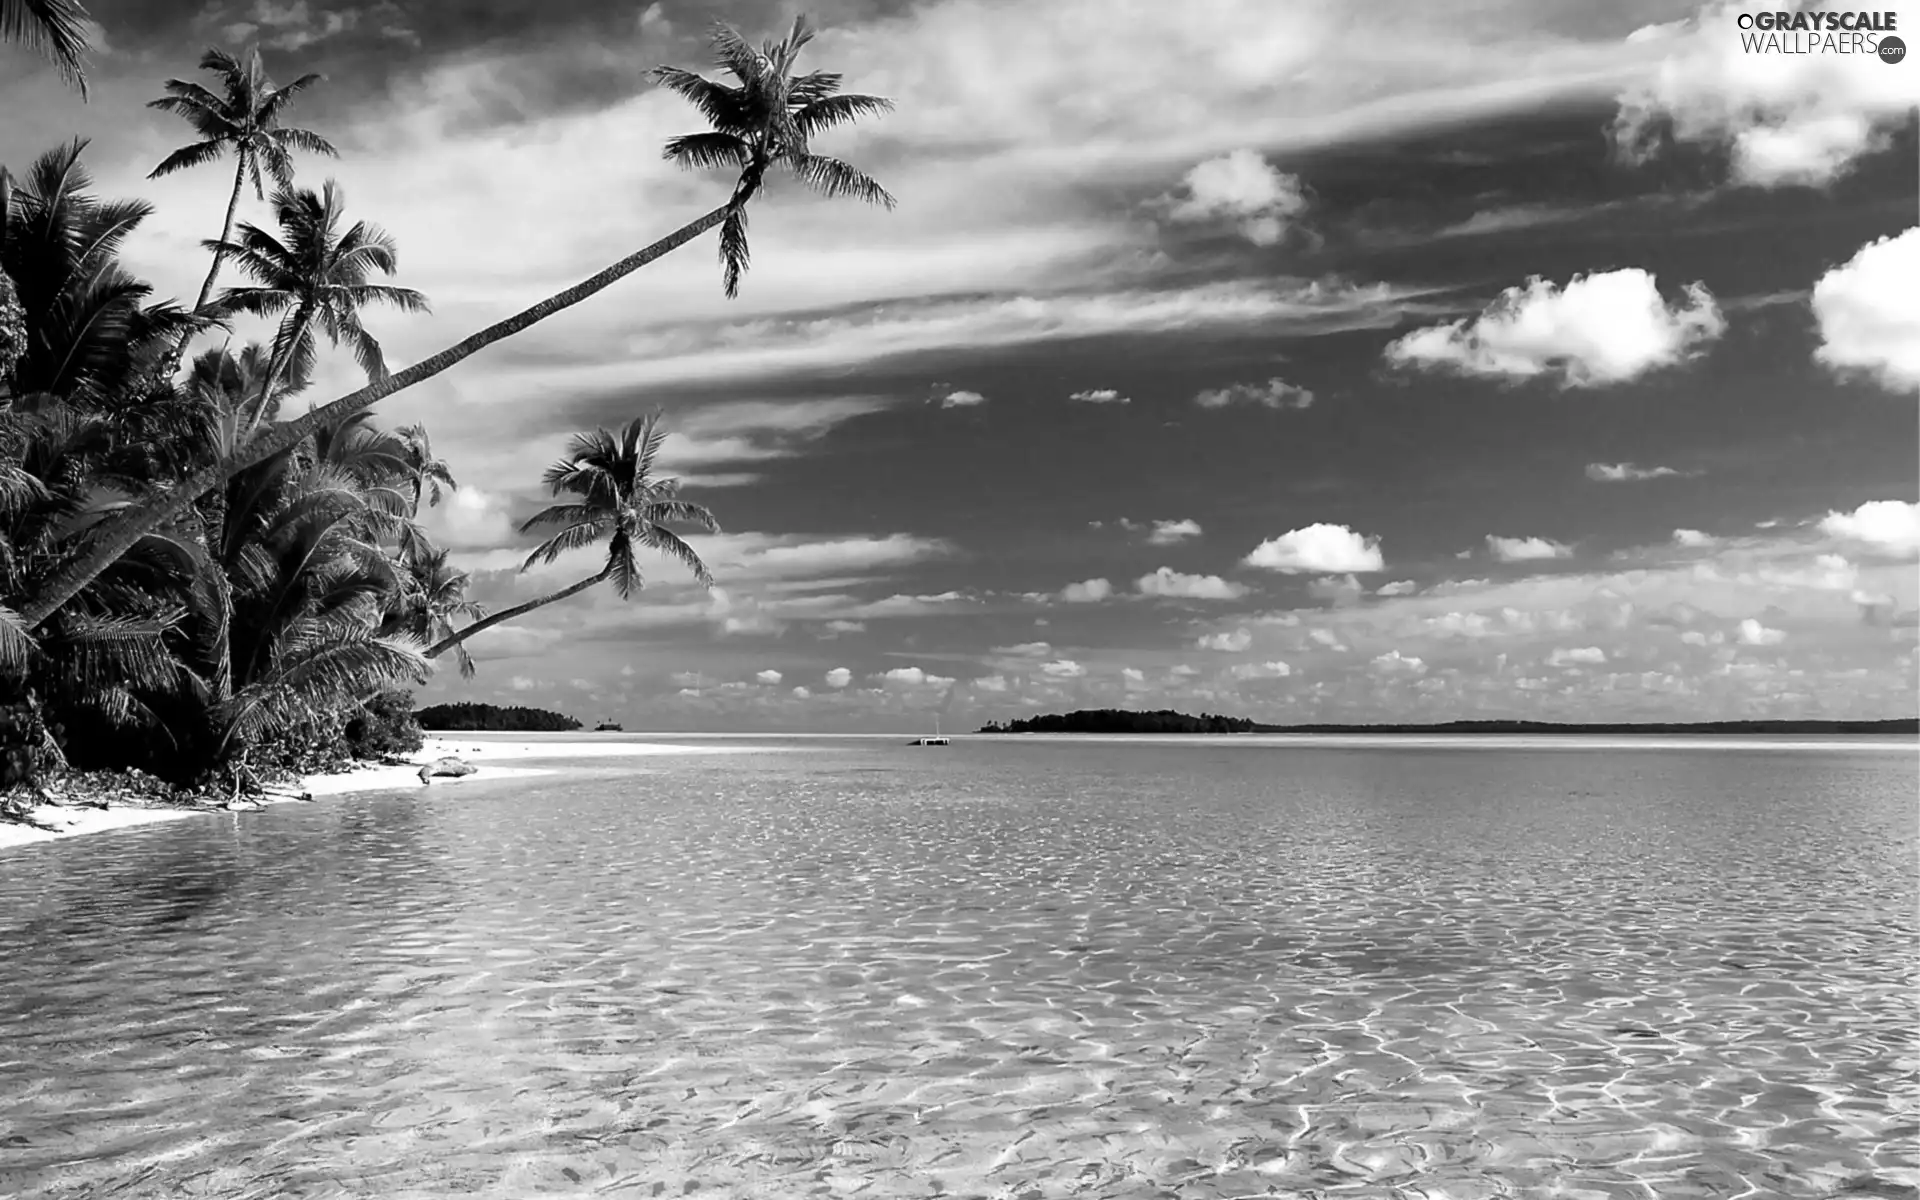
(0, 734), (719, 852)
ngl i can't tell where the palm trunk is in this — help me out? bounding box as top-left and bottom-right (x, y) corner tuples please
(162, 152), (250, 380)
(424, 565), (610, 659)
(245, 301), (311, 434)
(21, 203), (731, 629)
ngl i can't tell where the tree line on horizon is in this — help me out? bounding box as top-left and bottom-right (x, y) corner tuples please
(0, 9), (896, 792)
(415, 702), (582, 733)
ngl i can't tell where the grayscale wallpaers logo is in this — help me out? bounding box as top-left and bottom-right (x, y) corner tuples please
(1735, 9), (1905, 59)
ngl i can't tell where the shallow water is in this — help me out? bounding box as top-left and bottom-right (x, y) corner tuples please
(1, 738), (1915, 1199)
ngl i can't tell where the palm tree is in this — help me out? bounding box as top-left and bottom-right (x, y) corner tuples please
(209, 181), (428, 432)
(20, 15), (895, 630)
(396, 423), (455, 511)
(1, 0), (92, 96)
(424, 413), (717, 661)
(382, 547), (483, 678)
(147, 48), (336, 356)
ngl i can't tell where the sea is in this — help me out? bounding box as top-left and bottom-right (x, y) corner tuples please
(0, 734), (1914, 1199)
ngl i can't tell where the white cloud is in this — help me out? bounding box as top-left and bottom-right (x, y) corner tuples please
(1370, 650), (1427, 675)
(1069, 388), (1129, 404)
(972, 674), (1010, 692)
(1136, 567), (1248, 600)
(1165, 149), (1309, 246)
(1121, 667), (1147, 685)
(940, 389), (988, 408)
(1147, 518), (1203, 545)
(1193, 376), (1315, 409)
(993, 641), (1053, 657)
(825, 667), (853, 689)
(755, 669), (783, 685)
(1384, 269), (1725, 386)
(1811, 228), (1920, 393)
(1487, 535), (1574, 563)
(1612, 3), (1920, 187)
(1060, 578), (1114, 603)
(1548, 646), (1607, 666)
(1376, 580), (1419, 596)
(1673, 529), (1717, 548)
(1587, 462), (1686, 482)
(879, 666), (955, 688)
(1244, 524), (1385, 574)
(1307, 574), (1363, 605)
(1040, 659), (1087, 678)
(1819, 500), (1920, 555)
(791, 686), (812, 699)
(421, 485), (519, 550)
(1737, 618), (1786, 647)
(1229, 660), (1293, 679)
(1198, 628), (1253, 652)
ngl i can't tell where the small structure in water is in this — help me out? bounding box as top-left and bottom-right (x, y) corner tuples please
(910, 716), (950, 746)
(594, 720), (623, 732)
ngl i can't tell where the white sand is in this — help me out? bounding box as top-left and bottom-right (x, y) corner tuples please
(0, 733), (717, 852)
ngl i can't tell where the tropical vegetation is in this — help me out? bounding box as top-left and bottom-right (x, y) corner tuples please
(0, 15), (894, 807)
(416, 702), (582, 733)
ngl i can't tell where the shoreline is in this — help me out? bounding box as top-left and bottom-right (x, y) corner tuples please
(0, 734), (719, 853)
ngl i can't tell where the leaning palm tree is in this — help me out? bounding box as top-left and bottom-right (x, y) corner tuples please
(147, 48), (336, 351)
(20, 15), (895, 630)
(1, 0), (92, 96)
(424, 413), (717, 661)
(382, 547), (483, 678)
(209, 181), (428, 432)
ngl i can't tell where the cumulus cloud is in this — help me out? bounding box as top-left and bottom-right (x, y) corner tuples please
(940, 389), (988, 407)
(1370, 649), (1427, 675)
(1611, 4), (1920, 187)
(1136, 567), (1249, 600)
(1487, 535), (1574, 563)
(1147, 518), (1203, 545)
(1069, 388), (1129, 404)
(1587, 462), (1688, 482)
(1673, 529), (1718, 548)
(1198, 628), (1253, 652)
(1229, 660), (1293, 679)
(972, 674), (1010, 692)
(1060, 578), (1114, 602)
(993, 641), (1053, 657)
(1376, 580), (1419, 596)
(1193, 376), (1315, 409)
(791, 686), (812, 699)
(1165, 149), (1309, 246)
(1383, 270), (1725, 387)
(1307, 574), (1364, 606)
(1244, 524), (1385, 574)
(1548, 646), (1607, 666)
(755, 669), (783, 685)
(879, 666), (955, 688)
(1819, 500), (1920, 554)
(1737, 618), (1786, 646)
(824, 667), (852, 689)
(1041, 659), (1087, 678)
(1811, 229), (1920, 392)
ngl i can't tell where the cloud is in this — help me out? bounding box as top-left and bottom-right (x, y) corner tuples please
(1060, 578), (1114, 603)
(1147, 519), (1203, 545)
(1673, 529), (1718, 548)
(940, 389), (988, 408)
(1383, 269), (1725, 387)
(824, 668), (852, 689)
(972, 674), (1010, 692)
(878, 666), (956, 688)
(1586, 462), (1688, 482)
(1487, 535), (1574, 563)
(1136, 567), (1248, 600)
(755, 669), (783, 685)
(993, 642), (1054, 657)
(1069, 388), (1129, 404)
(1040, 659), (1087, 678)
(1229, 659), (1293, 679)
(422, 485), (518, 550)
(1548, 646), (1607, 666)
(1737, 618), (1786, 646)
(1612, 3), (1920, 187)
(1811, 228), (1920, 393)
(1307, 574), (1364, 605)
(1193, 376), (1315, 409)
(1198, 628), (1253, 652)
(791, 686), (812, 699)
(1244, 524), (1385, 574)
(1376, 580), (1419, 597)
(1165, 149), (1309, 246)
(1819, 500), (1920, 555)
(1370, 649), (1427, 675)
(656, 397), (892, 486)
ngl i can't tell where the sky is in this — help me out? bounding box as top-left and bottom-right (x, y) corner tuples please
(3, 0), (1917, 730)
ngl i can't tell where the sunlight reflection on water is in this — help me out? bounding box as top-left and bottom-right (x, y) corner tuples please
(0, 742), (1915, 1198)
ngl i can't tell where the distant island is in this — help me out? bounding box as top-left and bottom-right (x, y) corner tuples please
(416, 702), (582, 732)
(978, 709), (1918, 736)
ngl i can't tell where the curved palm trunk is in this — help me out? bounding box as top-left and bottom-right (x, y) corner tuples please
(424, 564), (610, 659)
(245, 300), (312, 434)
(162, 151), (251, 379)
(21, 203), (731, 629)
